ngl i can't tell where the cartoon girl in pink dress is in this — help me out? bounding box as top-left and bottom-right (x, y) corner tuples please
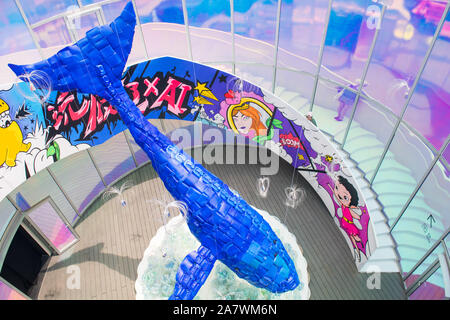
(333, 175), (363, 262)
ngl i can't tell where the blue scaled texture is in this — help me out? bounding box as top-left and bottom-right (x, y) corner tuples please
(8, 1), (300, 300)
(170, 245), (217, 300)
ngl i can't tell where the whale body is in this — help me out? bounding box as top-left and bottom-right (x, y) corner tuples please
(9, 2), (300, 300)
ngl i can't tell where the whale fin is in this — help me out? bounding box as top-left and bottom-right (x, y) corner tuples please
(8, 1), (136, 100)
(169, 245), (217, 300)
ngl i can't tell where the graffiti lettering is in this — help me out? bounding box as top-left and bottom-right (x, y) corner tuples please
(122, 73), (193, 116)
(280, 133), (304, 150)
(47, 92), (118, 139)
(46, 73), (194, 139)
(143, 77), (159, 97)
(149, 78), (191, 115)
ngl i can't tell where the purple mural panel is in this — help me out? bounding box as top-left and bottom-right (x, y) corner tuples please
(272, 108), (315, 169)
(315, 160), (370, 260)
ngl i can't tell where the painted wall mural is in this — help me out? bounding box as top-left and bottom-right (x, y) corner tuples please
(273, 100), (374, 264)
(0, 56), (374, 265)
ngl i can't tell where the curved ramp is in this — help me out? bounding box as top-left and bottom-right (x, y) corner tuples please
(37, 145), (405, 300)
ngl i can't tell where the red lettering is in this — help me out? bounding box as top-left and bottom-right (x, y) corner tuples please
(84, 95), (97, 137)
(280, 133), (304, 149)
(144, 77), (159, 97)
(125, 82), (140, 104)
(47, 74), (193, 138)
(149, 77), (191, 115)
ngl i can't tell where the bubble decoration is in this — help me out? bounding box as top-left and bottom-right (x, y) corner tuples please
(102, 180), (133, 207)
(257, 177), (270, 198)
(14, 70), (52, 104)
(284, 185), (306, 209)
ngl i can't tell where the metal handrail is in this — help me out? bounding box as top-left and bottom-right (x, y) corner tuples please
(230, 0), (235, 74)
(7, 1), (450, 294)
(10, 0), (448, 171)
(403, 229), (449, 281)
(271, 0), (283, 94)
(309, 0), (334, 112)
(342, 4), (387, 148)
(389, 137), (449, 232)
(369, 1), (450, 184)
(406, 257), (440, 297)
(181, 0), (194, 62)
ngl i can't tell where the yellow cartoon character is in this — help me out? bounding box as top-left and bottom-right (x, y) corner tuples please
(0, 98), (31, 167)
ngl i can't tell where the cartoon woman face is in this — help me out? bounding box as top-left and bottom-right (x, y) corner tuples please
(334, 180), (352, 207)
(232, 111), (253, 135)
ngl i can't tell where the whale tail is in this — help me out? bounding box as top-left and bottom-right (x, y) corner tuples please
(8, 1), (136, 100)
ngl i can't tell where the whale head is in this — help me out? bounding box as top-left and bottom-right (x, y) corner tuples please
(271, 254), (300, 293)
(237, 234), (300, 293)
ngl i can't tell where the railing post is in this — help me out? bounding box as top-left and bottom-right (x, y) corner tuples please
(369, 2), (450, 185)
(181, 0), (194, 62)
(14, 0), (45, 59)
(390, 137), (449, 232)
(271, 0), (283, 94)
(131, 0), (150, 60)
(123, 130), (139, 168)
(230, 0), (236, 75)
(341, 4), (386, 148)
(86, 148), (107, 187)
(46, 167), (80, 219)
(309, 0), (334, 112)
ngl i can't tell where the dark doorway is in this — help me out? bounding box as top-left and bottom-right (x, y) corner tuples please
(0, 226), (50, 298)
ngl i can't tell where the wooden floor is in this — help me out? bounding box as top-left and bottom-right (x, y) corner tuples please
(37, 146), (406, 300)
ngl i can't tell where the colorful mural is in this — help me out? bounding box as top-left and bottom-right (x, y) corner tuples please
(274, 100), (373, 264)
(0, 56), (374, 265)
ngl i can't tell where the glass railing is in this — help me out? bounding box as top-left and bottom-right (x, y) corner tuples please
(403, 234), (449, 300)
(0, 0), (449, 300)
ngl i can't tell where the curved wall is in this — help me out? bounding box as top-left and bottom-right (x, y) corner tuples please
(0, 0), (448, 300)
(0, 57), (377, 270)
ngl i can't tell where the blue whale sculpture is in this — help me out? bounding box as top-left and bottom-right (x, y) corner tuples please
(9, 2), (300, 300)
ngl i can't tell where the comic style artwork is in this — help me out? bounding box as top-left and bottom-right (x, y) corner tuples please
(44, 59), (198, 146)
(0, 85), (92, 201)
(272, 109), (317, 169)
(183, 61), (294, 162)
(121, 59), (196, 122)
(0, 56), (373, 263)
(187, 63), (276, 141)
(185, 58), (373, 263)
(0, 98), (31, 167)
(0, 57), (199, 200)
(311, 139), (372, 262)
(315, 162), (371, 263)
(275, 104), (372, 263)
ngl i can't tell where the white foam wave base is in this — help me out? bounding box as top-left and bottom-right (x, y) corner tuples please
(135, 207), (310, 300)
